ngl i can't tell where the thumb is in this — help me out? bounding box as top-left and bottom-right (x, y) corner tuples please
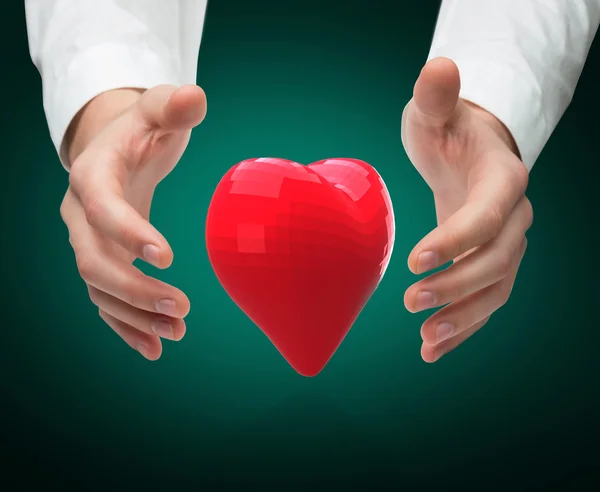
(412, 57), (461, 127)
(136, 84), (207, 132)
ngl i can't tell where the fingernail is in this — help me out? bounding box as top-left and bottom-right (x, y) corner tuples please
(136, 343), (149, 357)
(152, 320), (173, 339)
(143, 244), (160, 264)
(415, 291), (437, 311)
(155, 299), (177, 317)
(417, 251), (438, 273)
(436, 322), (454, 343)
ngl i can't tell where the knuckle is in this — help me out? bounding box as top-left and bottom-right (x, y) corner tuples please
(87, 286), (101, 306)
(511, 163), (529, 191)
(494, 253), (513, 279)
(127, 293), (139, 309)
(59, 200), (68, 225)
(444, 282), (466, 302)
(118, 222), (139, 251)
(485, 205), (504, 236)
(82, 192), (105, 227)
(497, 284), (513, 308)
(75, 252), (96, 281)
(122, 273), (146, 309)
(523, 199), (534, 229)
(120, 284), (138, 308)
(446, 229), (465, 258)
(68, 162), (86, 191)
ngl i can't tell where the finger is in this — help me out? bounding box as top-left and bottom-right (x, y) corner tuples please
(420, 237), (527, 348)
(78, 251), (190, 318)
(69, 163), (173, 268)
(99, 309), (162, 361)
(421, 317), (490, 363)
(88, 286), (186, 341)
(408, 161), (528, 274)
(412, 57), (462, 128)
(136, 84), (207, 132)
(405, 197), (532, 312)
(65, 203), (190, 317)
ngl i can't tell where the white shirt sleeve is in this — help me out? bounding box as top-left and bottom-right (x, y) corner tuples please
(24, 0), (207, 167)
(428, 0), (600, 171)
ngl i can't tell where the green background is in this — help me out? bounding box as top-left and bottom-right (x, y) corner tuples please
(1, 0), (598, 489)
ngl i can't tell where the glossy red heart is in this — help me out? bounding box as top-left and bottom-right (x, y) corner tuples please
(205, 158), (395, 376)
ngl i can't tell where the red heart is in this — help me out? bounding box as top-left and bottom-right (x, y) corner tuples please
(205, 158), (395, 376)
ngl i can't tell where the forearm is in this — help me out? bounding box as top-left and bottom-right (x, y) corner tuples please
(25, 0), (206, 169)
(65, 89), (143, 167)
(430, 0), (600, 170)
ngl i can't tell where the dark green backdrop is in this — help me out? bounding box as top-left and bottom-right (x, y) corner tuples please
(1, 1), (598, 490)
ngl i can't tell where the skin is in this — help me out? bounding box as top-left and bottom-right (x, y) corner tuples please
(402, 57), (532, 362)
(62, 84), (207, 360)
(61, 57), (532, 363)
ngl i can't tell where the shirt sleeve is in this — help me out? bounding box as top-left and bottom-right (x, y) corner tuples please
(24, 0), (207, 167)
(428, 0), (600, 171)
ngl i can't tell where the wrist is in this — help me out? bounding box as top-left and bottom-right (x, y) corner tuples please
(65, 88), (144, 167)
(463, 100), (520, 159)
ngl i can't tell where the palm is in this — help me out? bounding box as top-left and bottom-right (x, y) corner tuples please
(75, 110), (193, 265)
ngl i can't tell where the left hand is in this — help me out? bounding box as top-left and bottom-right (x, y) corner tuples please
(401, 57), (533, 363)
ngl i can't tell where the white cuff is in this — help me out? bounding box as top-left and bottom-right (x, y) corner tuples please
(44, 43), (182, 170)
(442, 58), (547, 172)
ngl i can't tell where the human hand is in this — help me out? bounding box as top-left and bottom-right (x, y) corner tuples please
(60, 84), (207, 360)
(401, 57), (532, 363)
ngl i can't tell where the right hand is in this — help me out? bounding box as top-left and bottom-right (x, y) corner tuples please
(61, 84), (207, 360)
